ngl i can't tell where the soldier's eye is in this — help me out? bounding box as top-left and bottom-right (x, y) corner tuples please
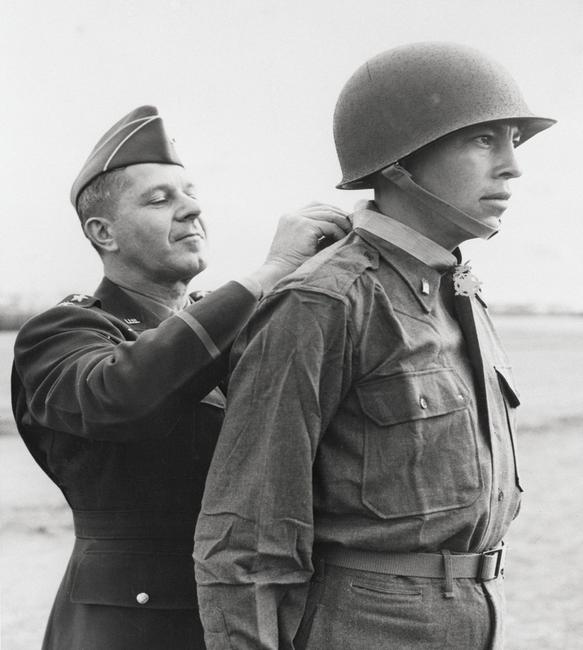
(475, 135), (493, 146)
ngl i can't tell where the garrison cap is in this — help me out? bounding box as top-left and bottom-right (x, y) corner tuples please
(70, 105), (183, 207)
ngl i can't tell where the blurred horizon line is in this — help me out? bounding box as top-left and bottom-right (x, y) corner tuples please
(0, 294), (582, 331)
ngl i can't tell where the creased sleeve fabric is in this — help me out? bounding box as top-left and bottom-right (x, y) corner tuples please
(194, 288), (352, 649)
(13, 281), (256, 442)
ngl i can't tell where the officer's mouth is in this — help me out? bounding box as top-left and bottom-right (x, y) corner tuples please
(175, 232), (205, 242)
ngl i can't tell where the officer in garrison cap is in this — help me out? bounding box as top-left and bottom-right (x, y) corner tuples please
(194, 43), (555, 649)
(11, 105), (349, 650)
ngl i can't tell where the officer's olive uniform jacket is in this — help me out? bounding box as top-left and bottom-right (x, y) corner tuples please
(11, 277), (257, 650)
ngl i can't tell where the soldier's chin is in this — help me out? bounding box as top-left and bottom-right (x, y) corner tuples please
(480, 215), (502, 230)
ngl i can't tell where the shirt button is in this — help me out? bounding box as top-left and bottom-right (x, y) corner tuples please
(419, 396), (428, 409)
(136, 592), (150, 605)
(498, 489), (504, 502)
(457, 393), (465, 401)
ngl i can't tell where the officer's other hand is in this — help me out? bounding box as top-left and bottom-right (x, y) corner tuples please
(265, 203), (351, 274)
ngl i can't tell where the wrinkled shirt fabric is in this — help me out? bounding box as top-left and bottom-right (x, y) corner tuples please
(194, 205), (522, 649)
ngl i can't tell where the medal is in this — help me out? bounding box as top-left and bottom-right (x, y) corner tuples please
(452, 262), (482, 297)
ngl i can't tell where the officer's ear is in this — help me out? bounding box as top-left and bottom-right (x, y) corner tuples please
(84, 217), (118, 254)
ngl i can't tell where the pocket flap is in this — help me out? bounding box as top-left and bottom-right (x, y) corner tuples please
(71, 551), (196, 609)
(495, 366), (521, 407)
(357, 367), (469, 426)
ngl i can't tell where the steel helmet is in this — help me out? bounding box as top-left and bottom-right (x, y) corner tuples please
(334, 42), (555, 189)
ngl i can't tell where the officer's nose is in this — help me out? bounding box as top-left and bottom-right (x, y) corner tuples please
(176, 194), (202, 221)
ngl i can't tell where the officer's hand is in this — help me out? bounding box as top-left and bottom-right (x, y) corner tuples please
(264, 202), (351, 274)
(241, 203), (351, 297)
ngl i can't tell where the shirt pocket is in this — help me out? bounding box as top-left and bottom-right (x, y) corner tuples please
(357, 367), (482, 519)
(70, 550), (196, 609)
(494, 365), (522, 490)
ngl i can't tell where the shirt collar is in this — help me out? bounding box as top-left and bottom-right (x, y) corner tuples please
(352, 201), (457, 273)
(117, 284), (191, 322)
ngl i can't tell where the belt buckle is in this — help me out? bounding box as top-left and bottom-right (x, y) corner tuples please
(478, 546), (506, 581)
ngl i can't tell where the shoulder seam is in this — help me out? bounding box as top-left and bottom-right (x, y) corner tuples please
(268, 284), (351, 306)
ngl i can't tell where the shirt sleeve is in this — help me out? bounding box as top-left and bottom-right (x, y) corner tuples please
(13, 281), (257, 441)
(194, 287), (352, 649)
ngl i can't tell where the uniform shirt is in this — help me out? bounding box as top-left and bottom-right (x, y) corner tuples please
(117, 284), (192, 320)
(194, 204), (522, 649)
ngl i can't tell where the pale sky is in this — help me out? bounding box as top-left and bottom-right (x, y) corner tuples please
(1, 0), (581, 310)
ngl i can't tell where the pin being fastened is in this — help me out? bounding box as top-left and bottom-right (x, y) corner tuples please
(452, 262), (483, 297)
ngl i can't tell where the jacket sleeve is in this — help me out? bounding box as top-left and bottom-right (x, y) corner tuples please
(194, 287), (352, 649)
(13, 281), (257, 441)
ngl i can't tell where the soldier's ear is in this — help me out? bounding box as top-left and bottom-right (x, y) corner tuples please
(84, 217), (118, 253)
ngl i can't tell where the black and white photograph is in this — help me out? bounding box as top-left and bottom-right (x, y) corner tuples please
(1, 1), (581, 648)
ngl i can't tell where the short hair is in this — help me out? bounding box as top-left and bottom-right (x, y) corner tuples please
(76, 168), (129, 253)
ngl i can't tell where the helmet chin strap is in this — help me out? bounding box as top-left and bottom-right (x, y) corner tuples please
(381, 163), (499, 241)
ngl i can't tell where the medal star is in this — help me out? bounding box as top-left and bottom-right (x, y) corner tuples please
(452, 262), (483, 297)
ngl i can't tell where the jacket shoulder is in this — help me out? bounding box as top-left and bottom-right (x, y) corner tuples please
(57, 293), (101, 308)
(272, 232), (378, 301)
(15, 294), (126, 353)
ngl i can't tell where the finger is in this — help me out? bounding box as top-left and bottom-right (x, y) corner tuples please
(302, 212), (352, 233)
(309, 221), (347, 242)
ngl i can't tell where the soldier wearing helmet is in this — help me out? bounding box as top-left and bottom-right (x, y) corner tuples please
(195, 43), (554, 649)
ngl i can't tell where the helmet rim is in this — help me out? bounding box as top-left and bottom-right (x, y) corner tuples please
(336, 115), (556, 190)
